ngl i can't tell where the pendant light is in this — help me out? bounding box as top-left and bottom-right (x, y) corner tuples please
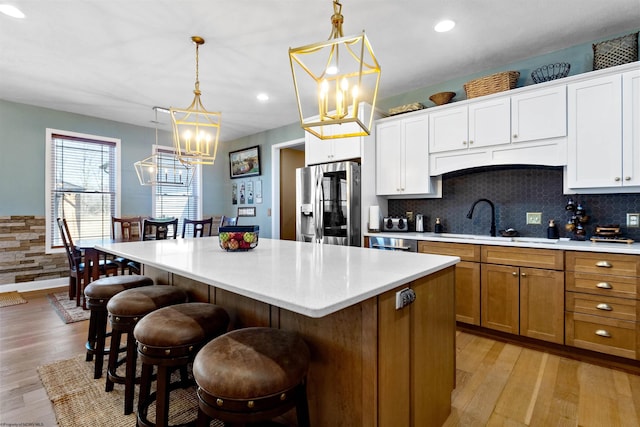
(289, 0), (381, 139)
(170, 36), (221, 165)
(134, 107), (195, 187)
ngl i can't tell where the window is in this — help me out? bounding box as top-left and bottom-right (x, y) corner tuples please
(152, 145), (202, 232)
(45, 129), (120, 252)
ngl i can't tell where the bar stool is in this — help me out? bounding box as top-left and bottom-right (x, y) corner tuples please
(105, 286), (189, 415)
(134, 302), (230, 427)
(193, 327), (311, 427)
(84, 275), (154, 379)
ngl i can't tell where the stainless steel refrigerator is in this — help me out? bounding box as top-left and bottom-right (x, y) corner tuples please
(296, 161), (361, 246)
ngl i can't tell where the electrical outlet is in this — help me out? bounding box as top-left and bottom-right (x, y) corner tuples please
(526, 212), (542, 225)
(395, 288), (416, 310)
(627, 213), (640, 228)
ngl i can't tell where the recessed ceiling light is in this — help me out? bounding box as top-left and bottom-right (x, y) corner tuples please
(257, 93), (269, 102)
(0, 4), (25, 18)
(434, 19), (455, 33)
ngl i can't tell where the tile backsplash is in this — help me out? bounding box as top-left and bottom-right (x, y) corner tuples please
(389, 166), (640, 241)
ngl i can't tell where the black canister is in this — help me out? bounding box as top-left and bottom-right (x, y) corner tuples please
(547, 219), (559, 239)
(434, 218), (444, 233)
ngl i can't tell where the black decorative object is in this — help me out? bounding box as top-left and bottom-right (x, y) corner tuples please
(564, 198), (589, 241)
(531, 63), (570, 83)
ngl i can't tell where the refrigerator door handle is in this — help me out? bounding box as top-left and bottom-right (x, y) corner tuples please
(314, 167), (324, 243)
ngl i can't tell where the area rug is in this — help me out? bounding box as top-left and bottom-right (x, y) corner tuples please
(47, 292), (90, 323)
(0, 290), (28, 308)
(38, 354), (222, 427)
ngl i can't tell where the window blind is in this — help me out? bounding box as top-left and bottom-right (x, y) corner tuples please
(49, 133), (117, 247)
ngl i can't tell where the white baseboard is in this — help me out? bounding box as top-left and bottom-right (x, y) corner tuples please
(1, 277), (67, 293)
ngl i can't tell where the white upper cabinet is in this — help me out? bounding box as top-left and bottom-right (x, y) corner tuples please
(429, 97), (510, 154)
(305, 132), (362, 165)
(511, 86), (567, 143)
(566, 68), (640, 191)
(376, 113), (440, 197)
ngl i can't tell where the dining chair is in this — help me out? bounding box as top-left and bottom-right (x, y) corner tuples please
(210, 215), (224, 236)
(181, 217), (213, 238)
(142, 218), (178, 241)
(111, 216), (142, 274)
(57, 218), (118, 307)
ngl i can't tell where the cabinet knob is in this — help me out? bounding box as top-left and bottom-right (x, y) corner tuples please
(596, 303), (613, 311)
(596, 282), (613, 289)
(512, 271), (518, 276)
(615, 177), (621, 181)
(595, 329), (611, 338)
(462, 141), (467, 145)
(469, 140), (474, 145)
(513, 134), (518, 138)
(520, 272), (526, 277)
(625, 176), (631, 181)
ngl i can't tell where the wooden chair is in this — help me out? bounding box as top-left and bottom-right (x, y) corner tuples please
(142, 218), (178, 241)
(57, 218), (118, 307)
(111, 216), (142, 274)
(181, 217), (213, 238)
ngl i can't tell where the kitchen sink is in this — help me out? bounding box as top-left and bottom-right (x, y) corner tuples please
(437, 233), (562, 244)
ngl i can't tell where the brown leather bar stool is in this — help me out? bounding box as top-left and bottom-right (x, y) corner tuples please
(193, 327), (311, 427)
(134, 302), (230, 427)
(84, 275), (154, 379)
(105, 286), (189, 415)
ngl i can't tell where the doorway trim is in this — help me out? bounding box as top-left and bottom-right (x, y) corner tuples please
(271, 137), (305, 239)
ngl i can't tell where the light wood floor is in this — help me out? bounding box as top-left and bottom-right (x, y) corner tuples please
(1, 292), (639, 426)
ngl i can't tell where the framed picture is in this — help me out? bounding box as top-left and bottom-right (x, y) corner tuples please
(229, 145), (261, 179)
(238, 207), (256, 217)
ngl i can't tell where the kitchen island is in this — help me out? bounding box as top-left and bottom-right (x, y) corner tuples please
(97, 237), (459, 426)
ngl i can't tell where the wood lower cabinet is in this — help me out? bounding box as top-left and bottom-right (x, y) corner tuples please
(481, 246), (565, 344)
(418, 241), (481, 325)
(565, 251), (640, 360)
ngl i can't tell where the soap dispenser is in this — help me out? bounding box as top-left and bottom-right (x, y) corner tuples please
(547, 219), (559, 239)
(434, 218), (444, 233)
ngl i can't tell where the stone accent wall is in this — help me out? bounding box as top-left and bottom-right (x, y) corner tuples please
(0, 216), (68, 285)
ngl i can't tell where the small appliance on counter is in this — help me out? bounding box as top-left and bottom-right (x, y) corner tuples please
(590, 225), (635, 244)
(382, 216), (409, 232)
(415, 213), (424, 232)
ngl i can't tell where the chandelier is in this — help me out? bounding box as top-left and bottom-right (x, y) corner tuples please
(134, 107), (195, 187)
(289, 0), (381, 139)
(170, 36), (221, 165)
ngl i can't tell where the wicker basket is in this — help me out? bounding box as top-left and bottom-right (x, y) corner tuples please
(593, 32), (638, 70)
(464, 71), (520, 99)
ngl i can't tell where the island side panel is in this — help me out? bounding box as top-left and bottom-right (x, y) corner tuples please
(411, 266), (455, 426)
(278, 298), (379, 426)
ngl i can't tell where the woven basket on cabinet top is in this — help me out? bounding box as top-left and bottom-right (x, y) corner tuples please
(464, 71), (520, 99)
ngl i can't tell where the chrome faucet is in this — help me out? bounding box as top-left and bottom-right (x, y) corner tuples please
(466, 198), (496, 237)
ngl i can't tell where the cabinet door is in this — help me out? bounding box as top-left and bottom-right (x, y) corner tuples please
(468, 97), (511, 148)
(481, 264), (519, 334)
(455, 261), (481, 325)
(376, 120), (403, 195)
(512, 86), (567, 143)
(567, 75), (623, 188)
(520, 267), (564, 344)
(429, 105), (468, 153)
(331, 136), (362, 162)
(622, 70), (640, 187)
(402, 115), (430, 194)
(305, 133), (334, 164)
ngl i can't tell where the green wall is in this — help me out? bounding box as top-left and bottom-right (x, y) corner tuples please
(1, 28), (637, 238)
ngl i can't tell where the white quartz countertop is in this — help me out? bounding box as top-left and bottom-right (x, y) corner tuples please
(365, 232), (640, 254)
(96, 237), (459, 318)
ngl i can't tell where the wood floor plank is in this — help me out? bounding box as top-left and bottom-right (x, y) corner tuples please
(1, 294), (640, 426)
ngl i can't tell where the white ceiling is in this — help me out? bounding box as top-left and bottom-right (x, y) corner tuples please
(1, 1), (638, 142)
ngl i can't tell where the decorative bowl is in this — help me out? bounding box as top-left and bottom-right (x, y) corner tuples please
(531, 63), (570, 84)
(429, 91), (456, 106)
(218, 225), (259, 251)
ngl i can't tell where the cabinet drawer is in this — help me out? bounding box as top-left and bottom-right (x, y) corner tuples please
(565, 271), (638, 299)
(565, 291), (637, 322)
(566, 251), (640, 276)
(565, 312), (637, 360)
(418, 241), (480, 262)
(481, 246), (563, 270)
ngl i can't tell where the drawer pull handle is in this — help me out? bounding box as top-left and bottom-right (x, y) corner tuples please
(595, 329), (611, 338)
(596, 282), (613, 289)
(596, 303), (612, 311)
(595, 261), (612, 268)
